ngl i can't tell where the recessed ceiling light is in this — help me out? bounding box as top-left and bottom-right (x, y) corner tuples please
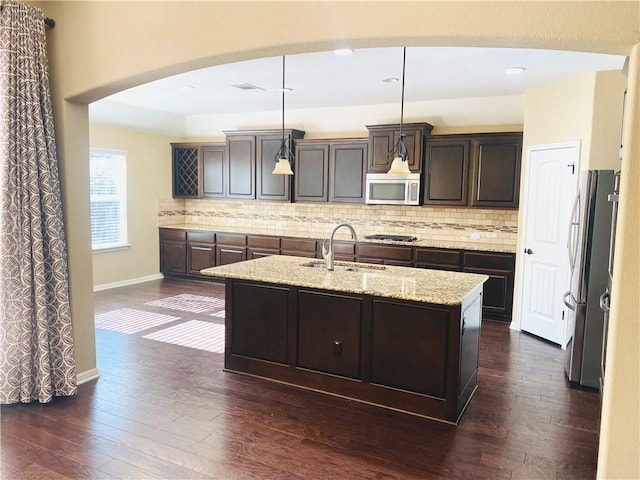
(382, 77), (400, 83)
(334, 48), (354, 56)
(505, 67), (526, 75)
(178, 85), (195, 92)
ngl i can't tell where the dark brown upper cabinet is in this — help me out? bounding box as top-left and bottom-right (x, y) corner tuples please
(172, 142), (225, 199)
(294, 138), (367, 204)
(225, 129), (305, 201)
(294, 140), (330, 202)
(366, 122), (433, 173)
(422, 132), (522, 209)
(202, 144), (226, 198)
(329, 140), (367, 203)
(470, 134), (523, 208)
(423, 139), (470, 206)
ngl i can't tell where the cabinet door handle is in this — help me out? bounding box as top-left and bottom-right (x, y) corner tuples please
(332, 340), (343, 357)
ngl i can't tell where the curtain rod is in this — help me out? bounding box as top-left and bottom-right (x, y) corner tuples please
(0, 4), (55, 28)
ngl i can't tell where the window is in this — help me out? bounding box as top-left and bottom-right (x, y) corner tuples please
(90, 149), (128, 251)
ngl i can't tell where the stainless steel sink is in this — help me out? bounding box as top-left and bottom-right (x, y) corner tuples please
(301, 261), (386, 272)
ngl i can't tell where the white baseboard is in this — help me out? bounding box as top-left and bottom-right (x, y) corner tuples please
(94, 273), (164, 292)
(76, 367), (100, 385)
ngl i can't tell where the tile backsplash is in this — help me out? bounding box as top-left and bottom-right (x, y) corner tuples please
(158, 198), (518, 249)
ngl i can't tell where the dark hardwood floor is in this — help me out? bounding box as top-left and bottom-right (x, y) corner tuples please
(1, 277), (601, 479)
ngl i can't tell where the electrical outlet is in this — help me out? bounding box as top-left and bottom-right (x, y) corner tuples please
(470, 233), (481, 239)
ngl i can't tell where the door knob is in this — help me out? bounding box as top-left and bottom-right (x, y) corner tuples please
(524, 248), (534, 255)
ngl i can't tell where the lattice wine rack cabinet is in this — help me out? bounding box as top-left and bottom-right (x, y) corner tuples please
(172, 145), (201, 198)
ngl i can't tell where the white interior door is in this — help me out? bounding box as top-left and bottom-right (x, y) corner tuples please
(520, 142), (579, 346)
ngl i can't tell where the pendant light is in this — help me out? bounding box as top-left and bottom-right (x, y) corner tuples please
(272, 55), (294, 175)
(387, 47), (412, 175)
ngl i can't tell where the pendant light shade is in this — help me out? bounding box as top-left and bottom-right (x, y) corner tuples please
(272, 157), (294, 175)
(387, 47), (411, 175)
(272, 55), (294, 175)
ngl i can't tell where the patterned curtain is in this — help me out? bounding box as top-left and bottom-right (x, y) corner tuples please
(0, 0), (77, 404)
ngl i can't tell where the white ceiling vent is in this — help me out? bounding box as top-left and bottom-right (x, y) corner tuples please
(232, 83), (264, 91)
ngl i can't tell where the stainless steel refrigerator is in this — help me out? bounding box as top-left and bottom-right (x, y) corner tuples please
(563, 169), (615, 389)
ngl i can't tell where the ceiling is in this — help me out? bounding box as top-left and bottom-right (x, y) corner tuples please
(89, 46), (626, 133)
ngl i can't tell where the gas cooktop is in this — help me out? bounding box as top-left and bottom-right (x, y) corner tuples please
(364, 234), (418, 242)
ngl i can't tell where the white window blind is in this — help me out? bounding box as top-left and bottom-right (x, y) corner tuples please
(90, 149), (128, 251)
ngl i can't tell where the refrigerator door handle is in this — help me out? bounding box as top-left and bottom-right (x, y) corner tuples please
(567, 192), (581, 273)
(563, 291), (577, 310)
(599, 290), (610, 313)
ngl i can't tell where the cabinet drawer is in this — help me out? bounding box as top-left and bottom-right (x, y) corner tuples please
(160, 228), (186, 241)
(187, 230), (215, 243)
(463, 251), (514, 270)
(316, 240), (355, 257)
(356, 244), (413, 262)
(415, 248), (461, 269)
(216, 233), (247, 246)
(248, 235), (280, 249)
(281, 237), (317, 254)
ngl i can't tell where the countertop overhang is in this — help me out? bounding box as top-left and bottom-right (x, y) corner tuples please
(200, 255), (488, 305)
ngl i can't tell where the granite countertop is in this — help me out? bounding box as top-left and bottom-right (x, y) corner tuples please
(200, 255), (488, 305)
(161, 223), (516, 254)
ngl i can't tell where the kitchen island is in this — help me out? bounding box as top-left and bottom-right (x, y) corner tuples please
(201, 255), (488, 424)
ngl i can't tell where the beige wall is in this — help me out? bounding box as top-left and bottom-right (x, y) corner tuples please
(34, 2), (639, 478)
(90, 124), (179, 288)
(521, 72), (596, 172)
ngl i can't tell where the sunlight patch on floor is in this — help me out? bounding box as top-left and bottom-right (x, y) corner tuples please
(95, 308), (181, 334)
(142, 320), (225, 353)
(145, 294), (225, 313)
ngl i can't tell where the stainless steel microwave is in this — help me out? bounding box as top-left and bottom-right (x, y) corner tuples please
(365, 173), (421, 205)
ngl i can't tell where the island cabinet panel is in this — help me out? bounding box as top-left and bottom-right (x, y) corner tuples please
(216, 233), (247, 266)
(221, 275), (483, 424)
(281, 237), (317, 258)
(297, 290), (363, 379)
(159, 228), (187, 274)
(229, 282), (289, 365)
(356, 243), (413, 266)
(459, 291), (482, 396)
(463, 251), (515, 321)
(370, 300), (449, 398)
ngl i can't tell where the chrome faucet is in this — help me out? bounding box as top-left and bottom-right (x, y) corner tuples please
(323, 223), (358, 271)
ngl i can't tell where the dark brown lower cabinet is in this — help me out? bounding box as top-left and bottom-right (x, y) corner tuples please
(160, 228), (187, 275)
(224, 278), (483, 424)
(280, 237), (317, 258)
(215, 233), (247, 266)
(297, 290), (363, 379)
(415, 247), (462, 271)
(160, 228), (516, 323)
(356, 243), (413, 266)
(463, 251), (515, 321)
